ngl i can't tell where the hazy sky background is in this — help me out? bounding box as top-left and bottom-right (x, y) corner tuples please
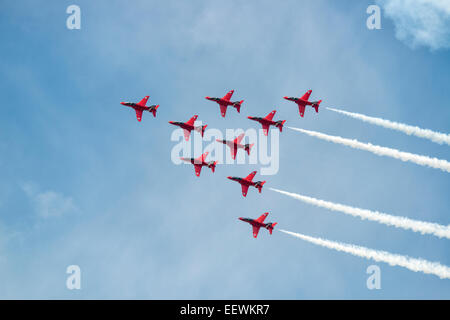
(0, 0), (449, 298)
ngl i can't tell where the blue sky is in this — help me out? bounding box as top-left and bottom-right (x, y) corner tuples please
(0, 0), (449, 299)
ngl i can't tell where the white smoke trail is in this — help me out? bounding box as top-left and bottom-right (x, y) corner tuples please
(279, 229), (450, 279)
(288, 127), (450, 173)
(327, 107), (450, 146)
(270, 188), (450, 239)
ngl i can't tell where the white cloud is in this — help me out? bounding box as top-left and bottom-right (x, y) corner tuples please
(377, 0), (450, 50)
(21, 182), (77, 218)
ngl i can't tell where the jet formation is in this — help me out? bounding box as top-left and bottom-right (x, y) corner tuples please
(120, 89), (323, 238)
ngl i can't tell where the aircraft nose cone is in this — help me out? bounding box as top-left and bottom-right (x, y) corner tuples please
(283, 96), (289, 99)
(227, 176), (232, 180)
(238, 217), (244, 221)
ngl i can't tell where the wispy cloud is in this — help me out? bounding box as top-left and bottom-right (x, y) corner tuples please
(377, 0), (450, 50)
(21, 182), (77, 219)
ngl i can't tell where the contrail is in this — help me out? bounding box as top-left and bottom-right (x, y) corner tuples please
(288, 127), (450, 173)
(270, 188), (450, 239)
(279, 229), (450, 279)
(327, 107), (450, 146)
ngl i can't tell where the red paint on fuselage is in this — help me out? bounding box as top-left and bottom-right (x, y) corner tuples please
(283, 89), (322, 117)
(205, 90), (244, 117)
(247, 110), (286, 136)
(238, 212), (277, 238)
(120, 96), (159, 121)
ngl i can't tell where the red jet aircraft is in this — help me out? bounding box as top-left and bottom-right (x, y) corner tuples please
(284, 90), (322, 117)
(169, 115), (208, 141)
(205, 90), (244, 117)
(228, 171), (266, 197)
(120, 96), (160, 122)
(216, 133), (254, 160)
(239, 212), (277, 238)
(248, 110), (286, 136)
(180, 151), (217, 177)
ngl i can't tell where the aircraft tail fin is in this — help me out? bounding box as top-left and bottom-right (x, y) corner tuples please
(209, 161), (218, 173)
(266, 222), (277, 235)
(256, 181), (266, 193)
(151, 105), (159, 117)
(313, 100), (322, 113)
(202, 125), (208, 137)
(196, 124), (208, 137)
(233, 100), (244, 113)
(245, 143), (254, 155)
(276, 120), (286, 132)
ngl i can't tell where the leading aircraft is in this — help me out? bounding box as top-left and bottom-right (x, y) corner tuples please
(120, 96), (159, 122)
(248, 110), (286, 136)
(227, 171), (266, 197)
(169, 115), (208, 141)
(216, 133), (254, 160)
(180, 151), (217, 177)
(239, 212), (277, 238)
(284, 90), (322, 117)
(205, 90), (244, 117)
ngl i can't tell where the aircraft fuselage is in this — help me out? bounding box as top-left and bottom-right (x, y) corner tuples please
(248, 117), (279, 127)
(169, 121), (195, 131)
(121, 102), (147, 110)
(121, 101), (158, 112)
(217, 140), (245, 150)
(180, 157), (207, 166)
(284, 96), (320, 106)
(239, 217), (267, 228)
(228, 177), (264, 188)
(206, 97), (232, 106)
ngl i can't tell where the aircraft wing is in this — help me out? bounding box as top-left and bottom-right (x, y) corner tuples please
(194, 164), (202, 177)
(220, 104), (228, 117)
(241, 184), (250, 197)
(262, 124), (270, 136)
(138, 96), (149, 106)
(252, 225), (261, 238)
(301, 90), (312, 101)
(186, 115), (198, 126)
(256, 212), (269, 223)
(135, 109), (143, 122)
(200, 151), (209, 162)
(245, 171), (257, 182)
(192, 152), (208, 165)
(234, 133), (245, 145)
(230, 145), (238, 160)
(222, 90), (234, 101)
(298, 104), (306, 117)
(264, 110), (276, 121)
(183, 129), (191, 141)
